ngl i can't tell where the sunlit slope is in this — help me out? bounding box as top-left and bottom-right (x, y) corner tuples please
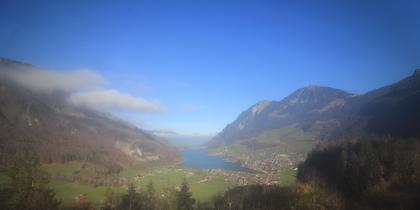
(209, 69), (420, 162)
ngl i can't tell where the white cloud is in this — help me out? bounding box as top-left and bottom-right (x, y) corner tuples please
(68, 89), (165, 113)
(10, 68), (104, 93)
(0, 64), (165, 114)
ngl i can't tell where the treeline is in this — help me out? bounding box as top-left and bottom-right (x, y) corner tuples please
(0, 137), (129, 174)
(96, 181), (197, 210)
(210, 184), (343, 210)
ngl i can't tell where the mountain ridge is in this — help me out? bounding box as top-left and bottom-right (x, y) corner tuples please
(208, 69), (420, 164)
(0, 58), (178, 171)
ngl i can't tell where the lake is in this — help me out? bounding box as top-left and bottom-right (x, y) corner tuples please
(181, 148), (255, 173)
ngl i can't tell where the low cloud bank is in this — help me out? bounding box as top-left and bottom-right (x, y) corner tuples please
(68, 90), (165, 113)
(10, 68), (104, 93)
(1, 63), (165, 113)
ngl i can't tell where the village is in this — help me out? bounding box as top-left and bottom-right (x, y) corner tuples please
(133, 152), (298, 187)
(198, 151), (300, 186)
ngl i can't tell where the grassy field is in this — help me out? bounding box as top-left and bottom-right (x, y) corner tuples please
(119, 167), (145, 178)
(48, 180), (126, 207)
(134, 168), (235, 202)
(278, 168), (297, 186)
(209, 125), (317, 164)
(41, 164), (234, 206)
(42, 161), (83, 176)
(0, 172), (10, 189)
(256, 126), (316, 153)
(42, 161), (104, 179)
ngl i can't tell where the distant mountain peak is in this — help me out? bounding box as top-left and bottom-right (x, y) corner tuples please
(0, 57), (33, 68)
(296, 85), (345, 93)
(302, 85), (321, 90)
(285, 85), (351, 106)
(250, 100), (272, 115)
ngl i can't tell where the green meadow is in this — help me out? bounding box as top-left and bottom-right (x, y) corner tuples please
(48, 180), (125, 206)
(41, 163), (234, 206)
(134, 168), (235, 202)
(278, 168), (297, 186)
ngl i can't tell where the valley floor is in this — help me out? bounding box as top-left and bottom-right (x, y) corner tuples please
(37, 161), (296, 208)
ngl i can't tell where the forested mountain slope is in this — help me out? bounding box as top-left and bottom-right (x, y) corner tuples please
(0, 58), (178, 171)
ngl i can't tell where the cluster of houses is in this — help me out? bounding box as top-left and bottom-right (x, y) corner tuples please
(241, 153), (295, 173)
(198, 169), (280, 186)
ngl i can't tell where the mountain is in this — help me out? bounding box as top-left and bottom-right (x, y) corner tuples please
(149, 129), (212, 148)
(209, 86), (352, 146)
(208, 70), (420, 167)
(0, 58), (178, 171)
(347, 69), (420, 137)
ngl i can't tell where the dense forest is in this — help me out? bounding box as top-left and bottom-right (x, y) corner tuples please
(1, 135), (419, 210)
(212, 136), (420, 210)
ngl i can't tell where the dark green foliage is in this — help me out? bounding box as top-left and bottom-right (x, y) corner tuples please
(176, 179), (195, 210)
(99, 180), (190, 210)
(211, 184), (344, 210)
(210, 136), (420, 210)
(144, 181), (156, 210)
(101, 188), (120, 210)
(117, 184), (145, 210)
(0, 150), (60, 210)
(195, 201), (212, 210)
(297, 136), (420, 209)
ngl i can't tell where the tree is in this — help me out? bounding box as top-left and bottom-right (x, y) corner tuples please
(101, 188), (119, 210)
(118, 184), (144, 210)
(156, 186), (178, 210)
(1, 150), (60, 210)
(176, 179), (195, 210)
(196, 201), (212, 210)
(145, 181), (156, 210)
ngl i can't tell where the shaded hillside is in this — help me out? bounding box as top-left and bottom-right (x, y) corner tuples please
(0, 58), (178, 171)
(211, 136), (420, 210)
(353, 70), (420, 137)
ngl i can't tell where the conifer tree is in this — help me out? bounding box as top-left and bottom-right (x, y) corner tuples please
(176, 179), (195, 210)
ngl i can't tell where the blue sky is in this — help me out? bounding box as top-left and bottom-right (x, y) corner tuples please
(1, 0), (419, 135)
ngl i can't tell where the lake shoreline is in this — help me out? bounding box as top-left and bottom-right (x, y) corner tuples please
(180, 148), (256, 173)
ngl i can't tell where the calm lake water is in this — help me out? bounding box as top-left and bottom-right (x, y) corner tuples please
(181, 148), (255, 173)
